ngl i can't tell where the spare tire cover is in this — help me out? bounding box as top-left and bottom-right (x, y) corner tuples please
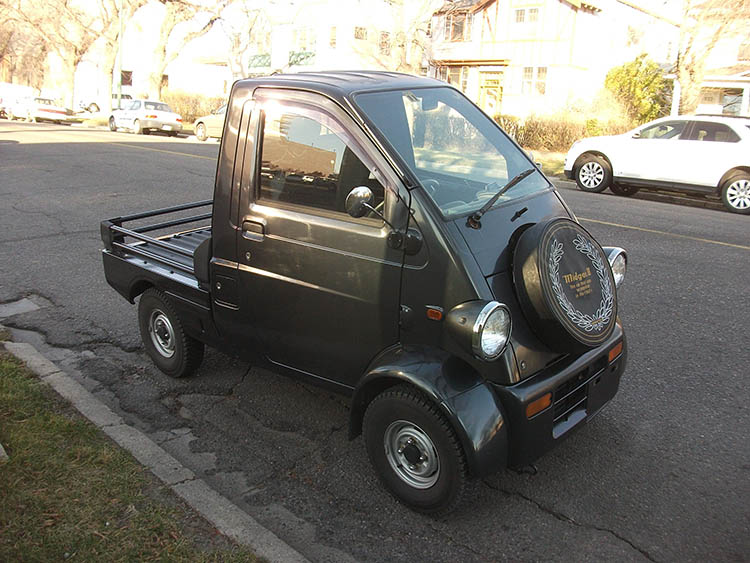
(513, 218), (617, 352)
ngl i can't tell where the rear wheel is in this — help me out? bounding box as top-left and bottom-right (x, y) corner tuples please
(133, 119), (142, 134)
(363, 385), (468, 515)
(138, 289), (204, 378)
(575, 154), (611, 193)
(610, 183), (640, 197)
(721, 173), (750, 214)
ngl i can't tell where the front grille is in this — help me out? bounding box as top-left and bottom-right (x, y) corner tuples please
(552, 355), (607, 426)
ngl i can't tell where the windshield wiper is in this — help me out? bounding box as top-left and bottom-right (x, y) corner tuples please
(466, 168), (535, 229)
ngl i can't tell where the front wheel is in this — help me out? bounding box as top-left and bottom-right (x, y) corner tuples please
(138, 289), (204, 378)
(721, 173), (750, 214)
(610, 183), (640, 197)
(195, 122), (208, 141)
(575, 154), (611, 193)
(363, 385), (468, 515)
(108, 117), (117, 131)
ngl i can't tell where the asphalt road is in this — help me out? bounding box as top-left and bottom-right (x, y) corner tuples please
(1, 120), (748, 562)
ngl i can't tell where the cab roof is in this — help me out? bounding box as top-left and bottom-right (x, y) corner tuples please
(236, 71), (445, 99)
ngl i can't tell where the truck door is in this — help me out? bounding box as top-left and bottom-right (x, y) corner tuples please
(236, 91), (408, 388)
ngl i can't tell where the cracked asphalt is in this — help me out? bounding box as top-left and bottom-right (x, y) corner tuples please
(1, 120), (748, 562)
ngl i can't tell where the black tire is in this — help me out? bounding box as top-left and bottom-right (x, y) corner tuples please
(195, 122), (208, 141)
(610, 183), (640, 197)
(363, 385), (468, 515)
(720, 172), (750, 215)
(138, 288), (204, 378)
(167, 131), (177, 137)
(574, 153), (612, 193)
(108, 117), (117, 131)
(133, 119), (142, 134)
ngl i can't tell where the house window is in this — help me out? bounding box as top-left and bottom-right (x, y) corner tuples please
(438, 66), (470, 93)
(529, 8), (539, 22)
(738, 39), (750, 61)
(522, 66), (547, 96)
(161, 74), (169, 89)
(379, 32), (391, 56)
(121, 70), (133, 86)
(330, 27), (336, 48)
(354, 26), (367, 40)
(515, 9), (525, 23)
(536, 67), (547, 95)
(444, 12), (472, 41)
(522, 67), (533, 93)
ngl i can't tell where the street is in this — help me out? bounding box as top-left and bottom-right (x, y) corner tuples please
(1, 119), (748, 562)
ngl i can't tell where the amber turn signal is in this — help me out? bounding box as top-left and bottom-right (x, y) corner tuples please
(608, 341), (623, 363)
(426, 307), (443, 321)
(526, 392), (551, 419)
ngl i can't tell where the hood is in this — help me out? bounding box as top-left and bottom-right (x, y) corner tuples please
(453, 188), (571, 277)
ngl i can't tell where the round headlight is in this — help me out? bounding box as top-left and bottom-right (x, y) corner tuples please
(472, 302), (511, 361)
(609, 250), (627, 288)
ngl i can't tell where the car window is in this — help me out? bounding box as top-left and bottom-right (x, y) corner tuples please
(685, 121), (740, 143)
(258, 107), (385, 215)
(128, 101), (141, 110)
(217, 105), (227, 115)
(638, 121), (687, 140)
(144, 102), (171, 112)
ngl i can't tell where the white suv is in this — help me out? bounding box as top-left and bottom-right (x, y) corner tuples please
(564, 115), (750, 214)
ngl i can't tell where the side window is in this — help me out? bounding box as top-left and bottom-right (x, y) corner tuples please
(258, 108), (385, 215)
(128, 101), (141, 111)
(685, 121), (740, 143)
(638, 121), (687, 140)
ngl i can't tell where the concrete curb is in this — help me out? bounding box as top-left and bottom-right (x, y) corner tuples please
(1, 336), (309, 563)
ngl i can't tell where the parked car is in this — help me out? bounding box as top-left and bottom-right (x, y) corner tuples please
(564, 115), (750, 214)
(108, 99), (182, 136)
(193, 104), (226, 141)
(80, 93), (133, 113)
(101, 72), (629, 514)
(7, 97), (82, 124)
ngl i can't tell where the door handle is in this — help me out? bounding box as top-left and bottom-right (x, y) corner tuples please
(241, 219), (265, 242)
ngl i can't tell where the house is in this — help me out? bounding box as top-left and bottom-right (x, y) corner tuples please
(688, 35), (750, 117)
(429, 0), (679, 118)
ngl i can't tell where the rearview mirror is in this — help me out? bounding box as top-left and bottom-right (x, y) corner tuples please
(345, 186), (374, 218)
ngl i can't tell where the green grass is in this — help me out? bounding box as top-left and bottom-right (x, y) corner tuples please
(0, 353), (258, 562)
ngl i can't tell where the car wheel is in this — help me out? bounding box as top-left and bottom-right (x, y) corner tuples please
(721, 173), (750, 215)
(142, 129), (151, 135)
(133, 119), (142, 134)
(108, 117), (117, 131)
(167, 131), (178, 137)
(610, 183), (640, 197)
(575, 154), (612, 193)
(138, 288), (204, 378)
(195, 123), (208, 141)
(363, 385), (468, 515)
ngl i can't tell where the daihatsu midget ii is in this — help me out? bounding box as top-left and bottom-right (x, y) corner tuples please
(101, 71), (628, 514)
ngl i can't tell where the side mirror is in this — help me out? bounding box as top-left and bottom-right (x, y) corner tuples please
(345, 186), (374, 218)
(631, 131), (641, 139)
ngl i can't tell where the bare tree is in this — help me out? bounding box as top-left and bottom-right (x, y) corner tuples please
(147, 0), (227, 100)
(0, 2), (46, 86)
(220, 0), (268, 79)
(676, 0), (750, 114)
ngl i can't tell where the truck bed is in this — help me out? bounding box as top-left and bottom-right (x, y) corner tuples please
(101, 200), (213, 303)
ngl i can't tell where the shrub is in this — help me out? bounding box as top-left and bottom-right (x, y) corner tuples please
(604, 54), (670, 124)
(160, 89), (226, 123)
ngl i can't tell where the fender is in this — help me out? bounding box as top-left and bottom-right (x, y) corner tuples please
(349, 345), (509, 477)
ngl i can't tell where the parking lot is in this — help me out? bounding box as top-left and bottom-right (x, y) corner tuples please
(1, 119), (748, 562)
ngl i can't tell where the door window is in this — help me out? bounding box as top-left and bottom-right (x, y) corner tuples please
(258, 107), (385, 215)
(638, 120), (687, 140)
(684, 121), (740, 143)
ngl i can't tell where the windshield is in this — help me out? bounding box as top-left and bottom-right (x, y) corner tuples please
(355, 87), (549, 218)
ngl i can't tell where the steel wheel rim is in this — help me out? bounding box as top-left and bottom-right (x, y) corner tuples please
(579, 162), (604, 188)
(384, 420), (440, 489)
(148, 309), (175, 358)
(726, 179), (750, 210)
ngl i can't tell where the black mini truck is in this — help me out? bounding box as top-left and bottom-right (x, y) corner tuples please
(101, 72), (628, 514)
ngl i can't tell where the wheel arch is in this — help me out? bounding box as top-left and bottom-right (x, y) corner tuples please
(573, 150), (613, 172)
(129, 279), (155, 303)
(349, 345), (509, 477)
(718, 166), (750, 191)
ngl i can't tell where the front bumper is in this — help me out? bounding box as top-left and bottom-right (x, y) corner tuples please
(493, 322), (626, 467)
